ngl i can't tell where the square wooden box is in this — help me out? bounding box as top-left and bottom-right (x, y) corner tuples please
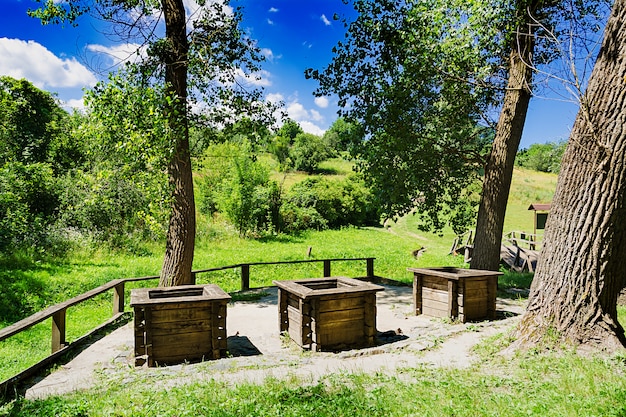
(131, 284), (231, 366)
(274, 277), (383, 352)
(408, 267), (502, 323)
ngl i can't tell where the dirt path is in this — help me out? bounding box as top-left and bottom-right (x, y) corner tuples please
(25, 285), (525, 400)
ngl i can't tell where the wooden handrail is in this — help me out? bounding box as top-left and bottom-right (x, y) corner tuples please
(0, 256), (374, 357)
(505, 231), (543, 250)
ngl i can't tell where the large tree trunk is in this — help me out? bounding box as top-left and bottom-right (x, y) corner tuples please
(470, 18), (534, 271)
(159, 0), (196, 287)
(515, 0), (626, 352)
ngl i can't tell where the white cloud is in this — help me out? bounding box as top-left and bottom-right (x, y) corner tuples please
(86, 43), (147, 67)
(267, 18), (274, 25)
(262, 48), (278, 62)
(321, 14), (331, 26)
(268, 7), (279, 12)
(300, 121), (325, 136)
(314, 96), (329, 108)
(310, 109), (323, 122)
(282, 98), (326, 135)
(235, 68), (272, 87)
(62, 97), (87, 112)
(0, 38), (97, 89)
(184, 1), (234, 32)
(266, 92), (284, 104)
(286, 101), (309, 121)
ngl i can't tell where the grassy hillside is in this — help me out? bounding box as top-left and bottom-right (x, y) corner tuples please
(504, 167), (557, 234)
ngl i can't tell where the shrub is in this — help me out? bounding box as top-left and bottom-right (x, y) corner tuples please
(199, 141), (281, 236)
(291, 133), (336, 173)
(55, 168), (168, 247)
(0, 162), (60, 253)
(281, 175), (380, 232)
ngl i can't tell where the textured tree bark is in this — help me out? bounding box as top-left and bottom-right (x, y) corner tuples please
(515, 0), (626, 352)
(471, 14), (534, 271)
(159, 0), (196, 287)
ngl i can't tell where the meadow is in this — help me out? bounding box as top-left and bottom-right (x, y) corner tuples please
(1, 165), (626, 416)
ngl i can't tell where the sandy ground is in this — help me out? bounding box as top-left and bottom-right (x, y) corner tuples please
(24, 284), (526, 400)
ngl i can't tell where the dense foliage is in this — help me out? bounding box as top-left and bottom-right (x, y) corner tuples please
(0, 77), (83, 254)
(516, 141), (566, 173)
(0, 73), (381, 258)
(197, 141), (379, 237)
(307, 0), (501, 234)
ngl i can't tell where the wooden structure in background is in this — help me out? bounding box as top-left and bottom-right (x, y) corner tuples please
(275, 277), (383, 351)
(528, 203), (551, 236)
(131, 284), (230, 367)
(409, 267), (502, 323)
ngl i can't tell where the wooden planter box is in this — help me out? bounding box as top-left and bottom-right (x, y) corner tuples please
(408, 267), (502, 323)
(274, 277), (383, 352)
(131, 284), (230, 367)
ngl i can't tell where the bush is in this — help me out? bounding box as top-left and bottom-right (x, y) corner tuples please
(281, 175), (380, 232)
(291, 133), (335, 173)
(56, 168), (168, 247)
(516, 140), (566, 173)
(199, 141), (281, 236)
(279, 203), (329, 232)
(0, 162), (61, 253)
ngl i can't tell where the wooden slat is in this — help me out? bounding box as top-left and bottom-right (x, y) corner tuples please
(319, 307), (364, 323)
(422, 298), (449, 312)
(151, 332), (212, 350)
(319, 326), (364, 346)
(463, 279), (489, 290)
(422, 305), (449, 318)
(422, 288), (449, 303)
(149, 306), (212, 323)
(422, 276), (449, 291)
(150, 319), (213, 335)
(318, 297), (365, 312)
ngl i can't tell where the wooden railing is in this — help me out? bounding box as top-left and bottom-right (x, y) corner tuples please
(0, 257), (375, 396)
(505, 231), (543, 251)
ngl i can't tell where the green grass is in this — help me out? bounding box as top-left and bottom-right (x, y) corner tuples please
(503, 167), (557, 234)
(2, 349), (625, 416)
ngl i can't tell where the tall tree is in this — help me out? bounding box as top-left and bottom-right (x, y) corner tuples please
(470, 0), (538, 271)
(310, 0), (608, 261)
(29, 0), (272, 286)
(308, 0), (500, 234)
(515, 0), (626, 352)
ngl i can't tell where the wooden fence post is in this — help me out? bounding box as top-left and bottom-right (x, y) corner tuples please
(52, 309), (66, 353)
(113, 282), (125, 315)
(323, 260), (331, 277)
(241, 264), (250, 291)
(366, 258), (374, 278)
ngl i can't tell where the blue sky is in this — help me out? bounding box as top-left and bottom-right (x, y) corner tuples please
(1, 0), (583, 148)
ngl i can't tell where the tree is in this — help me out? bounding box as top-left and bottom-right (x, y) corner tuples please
(470, 0), (538, 271)
(310, 0), (608, 267)
(30, 0), (272, 286)
(276, 119), (303, 143)
(291, 132), (335, 173)
(0, 77), (81, 254)
(0, 76), (70, 166)
(323, 117), (362, 153)
(514, 0), (626, 352)
(516, 141), (566, 173)
(308, 0), (500, 233)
